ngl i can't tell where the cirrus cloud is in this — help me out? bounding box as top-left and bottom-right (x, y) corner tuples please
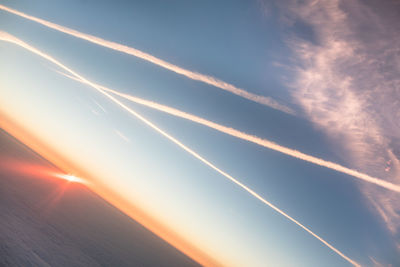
(278, 0), (400, 257)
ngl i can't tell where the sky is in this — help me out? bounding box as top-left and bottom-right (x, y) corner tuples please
(0, 0), (399, 266)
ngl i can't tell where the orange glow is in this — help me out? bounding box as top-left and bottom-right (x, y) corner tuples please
(0, 157), (57, 178)
(0, 157), (85, 184)
(0, 112), (222, 267)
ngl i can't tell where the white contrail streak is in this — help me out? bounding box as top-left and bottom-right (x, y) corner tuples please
(0, 31), (359, 267)
(58, 72), (400, 194)
(0, 4), (294, 115)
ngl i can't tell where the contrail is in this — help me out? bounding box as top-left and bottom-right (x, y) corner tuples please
(0, 31), (359, 267)
(58, 71), (400, 194)
(0, 4), (294, 115)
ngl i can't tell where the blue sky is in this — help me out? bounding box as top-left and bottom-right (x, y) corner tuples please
(1, 0), (399, 266)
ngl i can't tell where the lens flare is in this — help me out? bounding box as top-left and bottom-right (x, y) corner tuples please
(0, 156), (85, 184)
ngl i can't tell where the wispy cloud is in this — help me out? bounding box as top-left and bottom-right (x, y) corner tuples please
(92, 99), (107, 114)
(114, 129), (131, 143)
(369, 256), (385, 267)
(279, 0), (400, 253)
(0, 4), (294, 115)
(0, 31), (359, 267)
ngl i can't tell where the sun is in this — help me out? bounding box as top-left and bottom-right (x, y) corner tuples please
(56, 173), (81, 183)
(64, 174), (78, 182)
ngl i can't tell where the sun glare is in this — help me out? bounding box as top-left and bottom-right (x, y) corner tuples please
(56, 173), (81, 183)
(65, 175), (78, 182)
